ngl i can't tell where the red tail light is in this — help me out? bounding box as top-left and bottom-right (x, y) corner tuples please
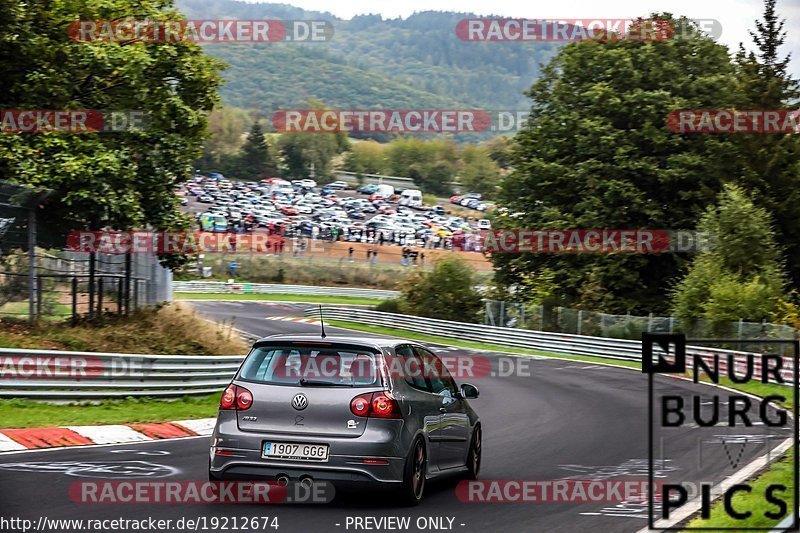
(236, 386), (253, 410)
(220, 385), (236, 410)
(350, 392), (401, 419)
(350, 393), (371, 417)
(220, 385), (253, 411)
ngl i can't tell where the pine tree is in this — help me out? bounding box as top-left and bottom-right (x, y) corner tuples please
(732, 0), (800, 288)
(237, 122), (277, 179)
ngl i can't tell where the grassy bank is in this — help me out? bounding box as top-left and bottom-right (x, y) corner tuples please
(685, 450), (795, 530)
(0, 304), (245, 429)
(0, 303), (248, 354)
(175, 292), (384, 306)
(0, 395), (221, 429)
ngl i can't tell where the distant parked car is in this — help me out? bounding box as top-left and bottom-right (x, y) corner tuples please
(358, 184), (378, 194)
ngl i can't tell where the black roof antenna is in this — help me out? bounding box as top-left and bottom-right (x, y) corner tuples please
(319, 305), (327, 338)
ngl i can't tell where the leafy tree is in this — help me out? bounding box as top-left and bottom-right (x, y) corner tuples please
(732, 0), (800, 288)
(386, 138), (457, 195)
(0, 0), (223, 258)
(399, 255), (482, 322)
(342, 140), (388, 175)
(492, 15), (745, 313)
(196, 106), (249, 169)
(236, 122), (277, 179)
(277, 132), (346, 179)
(482, 136), (513, 170)
(459, 145), (501, 197)
(671, 185), (786, 324)
(276, 101), (349, 179)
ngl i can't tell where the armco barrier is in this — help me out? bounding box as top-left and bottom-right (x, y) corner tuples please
(307, 307), (796, 383)
(173, 281), (398, 300)
(0, 348), (244, 399)
(2, 309), (794, 399)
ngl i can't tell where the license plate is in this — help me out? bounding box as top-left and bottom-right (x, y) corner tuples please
(262, 442), (329, 462)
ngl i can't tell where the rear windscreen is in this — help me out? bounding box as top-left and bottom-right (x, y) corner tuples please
(238, 344), (380, 387)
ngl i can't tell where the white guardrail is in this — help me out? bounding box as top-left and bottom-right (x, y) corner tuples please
(0, 348), (245, 399)
(1, 307), (794, 399)
(306, 307), (797, 384)
(173, 281), (399, 300)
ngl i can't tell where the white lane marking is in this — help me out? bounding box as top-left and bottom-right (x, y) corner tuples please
(0, 433), (26, 452)
(64, 425), (152, 445)
(173, 418), (216, 436)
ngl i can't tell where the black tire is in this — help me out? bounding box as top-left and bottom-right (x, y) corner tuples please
(399, 436), (427, 506)
(464, 426), (481, 480)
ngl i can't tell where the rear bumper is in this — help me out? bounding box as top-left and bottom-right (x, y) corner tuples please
(210, 415), (409, 486)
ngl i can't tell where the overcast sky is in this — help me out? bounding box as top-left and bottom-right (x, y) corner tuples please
(268, 0), (800, 79)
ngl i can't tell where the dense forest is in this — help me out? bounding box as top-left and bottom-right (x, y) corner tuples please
(177, 0), (559, 111)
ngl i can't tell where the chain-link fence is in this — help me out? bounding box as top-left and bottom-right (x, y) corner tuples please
(0, 181), (172, 322)
(484, 300), (797, 341)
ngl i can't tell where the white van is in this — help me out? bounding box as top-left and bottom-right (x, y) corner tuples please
(376, 184), (395, 198)
(399, 189), (423, 207)
(477, 219), (492, 230)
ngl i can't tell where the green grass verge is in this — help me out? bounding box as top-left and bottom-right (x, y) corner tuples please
(0, 394), (221, 429)
(685, 449), (795, 530)
(0, 301), (72, 320)
(175, 292), (384, 306)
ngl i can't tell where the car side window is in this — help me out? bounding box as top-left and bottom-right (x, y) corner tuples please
(415, 346), (457, 396)
(396, 344), (429, 392)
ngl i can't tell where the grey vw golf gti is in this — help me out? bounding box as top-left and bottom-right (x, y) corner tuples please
(209, 334), (481, 505)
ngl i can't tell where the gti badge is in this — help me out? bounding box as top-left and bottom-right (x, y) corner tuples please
(292, 393), (308, 410)
(242, 416), (258, 421)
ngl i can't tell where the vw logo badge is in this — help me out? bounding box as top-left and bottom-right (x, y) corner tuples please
(292, 393), (308, 411)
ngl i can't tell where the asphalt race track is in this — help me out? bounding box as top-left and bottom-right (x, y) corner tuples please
(0, 301), (792, 533)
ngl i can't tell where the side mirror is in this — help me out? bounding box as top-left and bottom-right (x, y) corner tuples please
(460, 383), (479, 399)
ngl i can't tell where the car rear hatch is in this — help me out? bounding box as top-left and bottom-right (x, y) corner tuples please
(234, 341), (385, 438)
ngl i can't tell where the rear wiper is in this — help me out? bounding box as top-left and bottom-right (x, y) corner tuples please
(298, 378), (353, 387)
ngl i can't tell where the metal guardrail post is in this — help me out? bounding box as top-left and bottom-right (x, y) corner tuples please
(124, 252), (131, 316)
(71, 277), (78, 323)
(97, 277), (104, 317)
(36, 275), (43, 318)
(117, 278), (123, 315)
(88, 252), (96, 319)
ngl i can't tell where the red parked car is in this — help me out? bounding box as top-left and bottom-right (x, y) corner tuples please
(280, 206), (299, 216)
